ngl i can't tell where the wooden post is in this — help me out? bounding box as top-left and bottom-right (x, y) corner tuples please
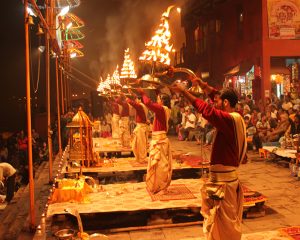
(261, 0), (271, 101)
(45, 0), (53, 183)
(59, 65), (65, 114)
(24, 0), (35, 229)
(56, 58), (62, 157)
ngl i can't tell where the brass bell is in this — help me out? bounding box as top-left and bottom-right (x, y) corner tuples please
(36, 24), (44, 35)
(189, 84), (203, 96)
(28, 16), (34, 25)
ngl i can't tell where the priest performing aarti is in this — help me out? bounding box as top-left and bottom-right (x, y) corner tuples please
(116, 96), (131, 148)
(124, 92), (149, 164)
(137, 88), (172, 194)
(110, 98), (120, 139)
(172, 76), (247, 240)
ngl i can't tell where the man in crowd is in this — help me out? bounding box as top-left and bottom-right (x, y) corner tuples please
(137, 88), (172, 195)
(125, 92), (149, 164)
(0, 162), (17, 203)
(172, 77), (247, 240)
(179, 106), (196, 140)
(253, 111), (290, 149)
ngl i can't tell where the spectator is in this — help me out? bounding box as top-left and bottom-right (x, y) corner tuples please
(0, 162), (17, 203)
(169, 101), (180, 135)
(282, 95), (293, 111)
(101, 120), (112, 138)
(192, 113), (208, 145)
(244, 116), (256, 137)
(38, 142), (48, 163)
(253, 111), (290, 149)
(179, 106), (196, 141)
(285, 114), (300, 136)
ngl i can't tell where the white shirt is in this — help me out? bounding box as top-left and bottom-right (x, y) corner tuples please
(0, 163), (16, 181)
(185, 113), (196, 129)
(282, 102), (293, 111)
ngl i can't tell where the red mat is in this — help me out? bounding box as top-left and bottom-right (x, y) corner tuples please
(280, 226), (300, 240)
(242, 185), (267, 205)
(148, 184), (197, 201)
(178, 155), (210, 167)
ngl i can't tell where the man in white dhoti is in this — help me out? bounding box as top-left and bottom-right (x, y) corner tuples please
(116, 96), (131, 148)
(137, 89), (172, 194)
(172, 78), (247, 240)
(111, 99), (120, 139)
(126, 94), (148, 163)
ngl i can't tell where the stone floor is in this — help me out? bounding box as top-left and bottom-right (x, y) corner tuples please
(104, 137), (300, 240)
(11, 137), (300, 239)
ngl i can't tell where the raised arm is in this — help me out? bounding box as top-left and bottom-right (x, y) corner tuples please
(137, 88), (164, 114)
(171, 83), (232, 131)
(126, 97), (141, 110)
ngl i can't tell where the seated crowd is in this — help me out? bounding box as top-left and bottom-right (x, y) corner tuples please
(91, 92), (300, 152)
(0, 109), (75, 203)
(168, 92), (300, 150)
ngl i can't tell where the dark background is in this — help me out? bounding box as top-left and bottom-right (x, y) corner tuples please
(1, 0), (184, 132)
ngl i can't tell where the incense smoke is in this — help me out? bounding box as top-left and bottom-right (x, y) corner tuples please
(92, 0), (187, 79)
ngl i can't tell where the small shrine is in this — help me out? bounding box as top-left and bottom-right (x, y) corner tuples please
(67, 107), (94, 167)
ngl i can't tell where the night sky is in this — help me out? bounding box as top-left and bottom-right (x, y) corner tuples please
(1, 0), (185, 131)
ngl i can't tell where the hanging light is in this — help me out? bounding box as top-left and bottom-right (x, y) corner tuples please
(70, 52), (77, 58)
(27, 6), (37, 17)
(66, 22), (73, 30)
(58, 6), (70, 17)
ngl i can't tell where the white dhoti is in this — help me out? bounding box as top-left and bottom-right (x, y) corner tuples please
(132, 123), (148, 163)
(201, 164), (243, 240)
(112, 114), (120, 139)
(146, 131), (172, 194)
(119, 116), (130, 147)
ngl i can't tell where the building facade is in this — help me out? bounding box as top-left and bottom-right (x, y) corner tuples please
(181, 0), (300, 102)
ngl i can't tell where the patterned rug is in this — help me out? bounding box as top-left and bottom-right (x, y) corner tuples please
(242, 185), (267, 206)
(178, 154), (210, 167)
(148, 184), (197, 201)
(280, 226), (300, 240)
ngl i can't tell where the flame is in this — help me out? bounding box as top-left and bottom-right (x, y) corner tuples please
(139, 7), (173, 66)
(120, 48), (137, 79)
(103, 74), (111, 91)
(111, 65), (121, 85)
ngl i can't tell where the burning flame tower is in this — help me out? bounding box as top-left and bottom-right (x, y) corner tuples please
(111, 65), (121, 86)
(120, 48), (137, 80)
(139, 7), (174, 67)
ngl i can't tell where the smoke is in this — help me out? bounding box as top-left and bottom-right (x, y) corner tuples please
(94, 0), (187, 79)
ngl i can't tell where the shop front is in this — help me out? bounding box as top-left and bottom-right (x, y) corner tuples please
(270, 71), (290, 99)
(269, 58), (300, 100)
(223, 61), (261, 101)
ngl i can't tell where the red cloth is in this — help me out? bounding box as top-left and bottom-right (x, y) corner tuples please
(111, 101), (119, 115)
(116, 98), (129, 117)
(18, 138), (28, 151)
(192, 96), (240, 167)
(101, 131), (111, 138)
(126, 98), (146, 123)
(142, 94), (167, 132)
